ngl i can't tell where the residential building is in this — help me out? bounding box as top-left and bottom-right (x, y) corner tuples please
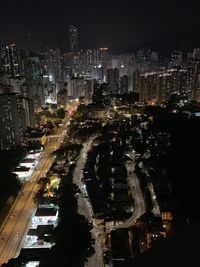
(0, 43), (24, 77)
(107, 68), (119, 94)
(69, 25), (78, 53)
(0, 93), (25, 150)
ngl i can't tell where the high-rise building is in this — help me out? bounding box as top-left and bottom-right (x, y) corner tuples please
(57, 88), (68, 108)
(120, 75), (129, 94)
(45, 47), (63, 103)
(21, 51), (48, 112)
(169, 50), (182, 67)
(46, 47), (62, 83)
(67, 77), (85, 99)
(156, 73), (171, 102)
(0, 93), (25, 150)
(63, 48), (109, 80)
(139, 72), (157, 104)
(69, 25), (78, 52)
(107, 68), (119, 94)
(20, 83), (35, 127)
(0, 43), (24, 77)
(138, 67), (197, 104)
(151, 51), (159, 62)
(131, 71), (140, 92)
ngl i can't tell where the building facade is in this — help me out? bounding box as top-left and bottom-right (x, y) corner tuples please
(69, 25), (78, 53)
(0, 93), (25, 150)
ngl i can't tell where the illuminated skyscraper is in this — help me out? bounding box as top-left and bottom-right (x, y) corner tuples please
(0, 43), (24, 77)
(46, 47), (62, 83)
(69, 25), (78, 52)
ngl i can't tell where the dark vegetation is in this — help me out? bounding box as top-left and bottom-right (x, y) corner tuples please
(146, 106), (200, 224)
(34, 145), (95, 267)
(0, 148), (24, 212)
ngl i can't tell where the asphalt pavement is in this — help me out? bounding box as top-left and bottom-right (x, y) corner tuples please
(0, 117), (71, 265)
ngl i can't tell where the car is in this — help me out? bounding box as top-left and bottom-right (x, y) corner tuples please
(16, 232), (19, 237)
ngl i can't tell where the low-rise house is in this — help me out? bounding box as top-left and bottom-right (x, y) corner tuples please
(13, 166), (33, 179)
(20, 158), (36, 168)
(25, 225), (54, 249)
(32, 208), (58, 225)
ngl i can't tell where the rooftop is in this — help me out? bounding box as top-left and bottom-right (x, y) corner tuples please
(27, 225), (53, 239)
(29, 131), (45, 138)
(21, 158), (36, 163)
(13, 166), (31, 172)
(34, 208), (58, 217)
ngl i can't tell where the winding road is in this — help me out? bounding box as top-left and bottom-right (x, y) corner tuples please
(72, 140), (146, 267)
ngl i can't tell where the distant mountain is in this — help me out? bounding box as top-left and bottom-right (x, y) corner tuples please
(111, 29), (200, 57)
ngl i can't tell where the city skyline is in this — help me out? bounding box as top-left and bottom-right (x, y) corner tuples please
(0, 0), (200, 52)
(1, 1), (200, 266)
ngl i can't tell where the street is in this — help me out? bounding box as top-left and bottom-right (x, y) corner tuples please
(72, 139), (146, 267)
(72, 137), (104, 267)
(0, 113), (72, 265)
(0, 110), (146, 266)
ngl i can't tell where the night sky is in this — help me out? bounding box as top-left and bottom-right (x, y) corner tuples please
(0, 0), (200, 52)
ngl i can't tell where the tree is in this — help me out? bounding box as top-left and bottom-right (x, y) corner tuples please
(46, 120), (54, 131)
(51, 183), (95, 267)
(56, 108), (66, 119)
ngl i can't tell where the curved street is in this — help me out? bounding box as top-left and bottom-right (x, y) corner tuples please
(0, 110), (146, 266)
(72, 140), (146, 267)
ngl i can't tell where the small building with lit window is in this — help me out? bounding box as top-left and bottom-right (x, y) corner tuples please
(32, 208), (58, 225)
